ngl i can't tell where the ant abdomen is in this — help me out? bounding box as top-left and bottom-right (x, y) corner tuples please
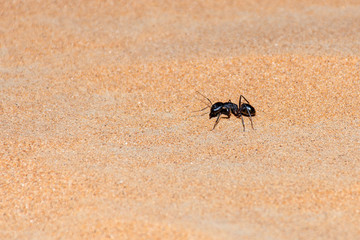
(239, 103), (256, 117)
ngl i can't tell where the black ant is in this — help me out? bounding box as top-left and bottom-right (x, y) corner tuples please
(195, 91), (256, 131)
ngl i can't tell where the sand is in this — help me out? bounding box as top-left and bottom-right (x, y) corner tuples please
(1, 0), (360, 239)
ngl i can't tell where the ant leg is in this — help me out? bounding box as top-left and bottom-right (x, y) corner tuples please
(239, 95), (250, 106)
(246, 108), (255, 130)
(240, 114), (246, 132)
(212, 114), (222, 130)
(223, 107), (231, 118)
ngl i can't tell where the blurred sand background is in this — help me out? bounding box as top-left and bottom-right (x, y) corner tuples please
(1, 0), (360, 239)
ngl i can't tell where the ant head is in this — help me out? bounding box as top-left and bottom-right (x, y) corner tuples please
(209, 111), (217, 119)
(209, 102), (223, 119)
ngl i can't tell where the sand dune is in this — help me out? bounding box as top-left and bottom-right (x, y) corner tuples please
(1, 1), (360, 239)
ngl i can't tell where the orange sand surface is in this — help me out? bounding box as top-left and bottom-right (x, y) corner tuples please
(1, 1), (360, 239)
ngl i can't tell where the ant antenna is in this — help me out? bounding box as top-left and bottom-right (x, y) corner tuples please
(189, 91), (213, 118)
(196, 91), (213, 106)
(192, 106), (210, 113)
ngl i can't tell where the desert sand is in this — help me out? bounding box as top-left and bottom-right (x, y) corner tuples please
(1, 0), (360, 239)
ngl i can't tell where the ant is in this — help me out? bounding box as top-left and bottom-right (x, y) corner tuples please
(195, 91), (256, 131)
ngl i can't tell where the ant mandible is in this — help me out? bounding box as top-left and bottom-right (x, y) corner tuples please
(196, 91), (256, 131)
